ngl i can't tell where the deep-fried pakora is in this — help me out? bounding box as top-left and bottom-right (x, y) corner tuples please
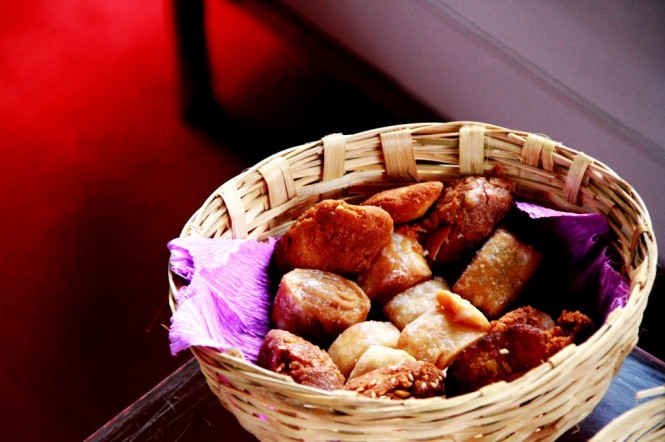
(257, 329), (345, 390)
(421, 176), (513, 265)
(361, 181), (443, 224)
(274, 200), (393, 275)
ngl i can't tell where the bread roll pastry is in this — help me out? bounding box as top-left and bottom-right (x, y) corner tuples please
(357, 232), (431, 305)
(397, 290), (489, 369)
(382, 277), (449, 330)
(347, 345), (416, 381)
(328, 321), (401, 378)
(271, 268), (370, 345)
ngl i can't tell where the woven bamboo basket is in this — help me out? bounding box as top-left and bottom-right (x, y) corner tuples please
(168, 121), (657, 441)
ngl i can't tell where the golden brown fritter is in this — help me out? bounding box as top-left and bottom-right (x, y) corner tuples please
(271, 269), (371, 345)
(361, 181), (443, 224)
(553, 310), (596, 344)
(445, 323), (555, 397)
(445, 308), (595, 397)
(274, 200), (393, 275)
(421, 176), (513, 265)
(453, 228), (543, 318)
(490, 307), (595, 344)
(356, 232), (431, 305)
(489, 306), (555, 333)
(257, 329), (345, 390)
(344, 360), (445, 399)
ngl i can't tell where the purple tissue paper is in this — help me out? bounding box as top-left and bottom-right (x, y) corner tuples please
(167, 236), (276, 362)
(512, 201), (630, 321)
(165, 201), (631, 363)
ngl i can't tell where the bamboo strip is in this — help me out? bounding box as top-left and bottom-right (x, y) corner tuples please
(322, 133), (347, 199)
(459, 123), (485, 175)
(563, 152), (593, 204)
(380, 129), (418, 182)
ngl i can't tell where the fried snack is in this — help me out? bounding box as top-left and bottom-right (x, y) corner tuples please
(382, 277), (449, 330)
(257, 329), (345, 390)
(347, 345), (416, 381)
(445, 323), (554, 397)
(357, 232), (432, 305)
(489, 305), (555, 333)
(436, 289), (491, 329)
(445, 308), (595, 396)
(274, 200), (393, 275)
(421, 176), (513, 265)
(396, 297), (489, 369)
(360, 181), (443, 224)
(328, 321), (401, 378)
(271, 269), (371, 345)
(453, 228), (542, 318)
(344, 360), (445, 399)
(555, 309), (595, 344)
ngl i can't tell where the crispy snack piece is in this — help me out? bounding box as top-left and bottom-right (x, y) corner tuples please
(257, 329), (345, 390)
(555, 309), (596, 344)
(357, 232), (432, 305)
(271, 269), (371, 345)
(344, 360), (445, 399)
(445, 323), (553, 397)
(446, 308), (595, 396)
(489, 305), (555, 333)
(396, 297), (489, 369)
(436, 289), (491, 329)
(453, 228), (542, 318)
(421, 176), (513, 265)
(328, 321), (401, 378)
(361, 181), (443, 224)
(274, 200), (393, 275)
(383, 277), (449, 330)
(347, 345), (416, 381)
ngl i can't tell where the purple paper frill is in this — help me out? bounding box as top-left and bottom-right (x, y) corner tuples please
(167, 236), (276, 362)
(509, 202), (630, 322)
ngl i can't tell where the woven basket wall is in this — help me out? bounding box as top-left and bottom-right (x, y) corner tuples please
(168, 122), (657, 441)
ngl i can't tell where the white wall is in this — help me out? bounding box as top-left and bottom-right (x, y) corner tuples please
(281, 0), (665, 260)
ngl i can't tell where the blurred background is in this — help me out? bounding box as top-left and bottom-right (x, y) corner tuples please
(1, 1), (662, 441)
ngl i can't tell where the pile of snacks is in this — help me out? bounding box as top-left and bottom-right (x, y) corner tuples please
(164, 120), (656, 442)
(256, 176), (598, 398)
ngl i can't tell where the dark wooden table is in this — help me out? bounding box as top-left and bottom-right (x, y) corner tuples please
(88, 347), (664, 441)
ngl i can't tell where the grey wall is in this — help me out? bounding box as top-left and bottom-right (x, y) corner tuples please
(281, 0), (665, 261)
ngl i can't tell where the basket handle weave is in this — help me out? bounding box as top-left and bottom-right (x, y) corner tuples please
(258, 157), (297, 231)
(220, 180), (247, 239)
(322, 133), (347, 199)
(522, 133), (556, 172)
(259, 156), (297, 209)
(459, 123), (486, 175)
(380, 129), (418, 182)
(564, 152), (593, 204)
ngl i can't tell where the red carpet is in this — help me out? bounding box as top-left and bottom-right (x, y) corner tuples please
(0, 1), (429, 440)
